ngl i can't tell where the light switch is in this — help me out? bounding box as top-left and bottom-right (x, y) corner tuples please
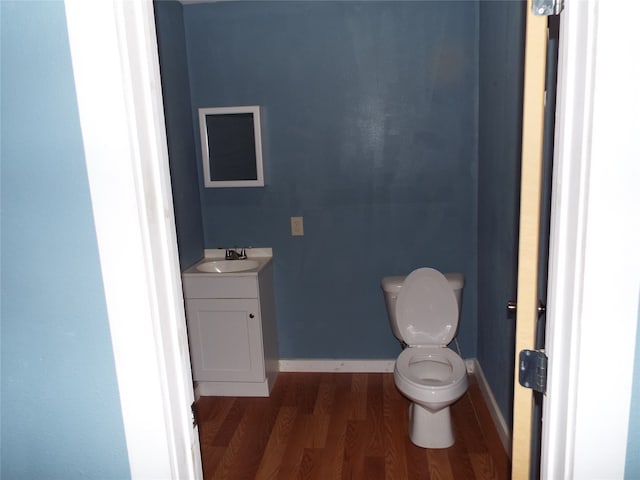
(290, 216), (304, 236)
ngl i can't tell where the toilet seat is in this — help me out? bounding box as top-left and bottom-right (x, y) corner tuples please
(395, 346), (467, 390)
(395, 268), (459, 346)
(393, 345), (469, 448)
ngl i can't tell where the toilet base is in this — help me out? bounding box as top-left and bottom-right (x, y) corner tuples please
(408, 403), (455, 449)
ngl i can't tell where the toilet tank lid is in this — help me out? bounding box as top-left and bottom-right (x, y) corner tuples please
(381, 273), (464, 293)
(445, 273), (465, 289)
(381, 276), (406, 293)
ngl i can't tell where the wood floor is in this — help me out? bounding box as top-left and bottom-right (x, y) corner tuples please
(196, 372), (510, 479)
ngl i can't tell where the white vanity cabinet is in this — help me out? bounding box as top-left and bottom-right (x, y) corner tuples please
(182, 255), (278, 397)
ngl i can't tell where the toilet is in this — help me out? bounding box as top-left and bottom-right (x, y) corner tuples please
(381, 267), (468, 448)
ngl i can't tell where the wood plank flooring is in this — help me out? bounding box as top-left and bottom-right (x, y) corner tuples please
(196, 372), (510, 479)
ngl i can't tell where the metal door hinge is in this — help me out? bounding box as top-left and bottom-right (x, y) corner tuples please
(506, 300), (546, 317)
(533, 0), (564, 16)
(519, 349), (548, 394)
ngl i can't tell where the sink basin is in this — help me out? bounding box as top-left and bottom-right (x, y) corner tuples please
(196, 259), (260, 273)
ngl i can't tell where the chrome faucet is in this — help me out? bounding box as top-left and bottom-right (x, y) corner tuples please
(225, 248), (247, 260)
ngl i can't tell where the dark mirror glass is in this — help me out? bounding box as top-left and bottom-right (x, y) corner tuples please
(205, 113), (258, 182)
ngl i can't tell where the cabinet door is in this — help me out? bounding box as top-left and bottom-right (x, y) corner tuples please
(185, 298), (264, 382)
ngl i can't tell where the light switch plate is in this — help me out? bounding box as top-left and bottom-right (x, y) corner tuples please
(290, 216), (304, 236)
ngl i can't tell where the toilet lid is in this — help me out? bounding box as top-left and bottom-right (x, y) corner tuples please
(395, 268), (459, 346)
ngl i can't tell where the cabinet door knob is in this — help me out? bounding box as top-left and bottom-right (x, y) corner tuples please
(249, 313), (255, 318)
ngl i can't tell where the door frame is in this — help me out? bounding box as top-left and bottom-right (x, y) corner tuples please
(64, 1), (202, 478)
(542, 1), (640, 478)
(64, 0), (639, 478)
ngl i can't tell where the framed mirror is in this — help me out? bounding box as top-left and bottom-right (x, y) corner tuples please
(198, 106), (264, 188)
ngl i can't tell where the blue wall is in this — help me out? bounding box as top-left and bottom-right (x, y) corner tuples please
(0, 2), (130, 478)
(477, 1), (525, 429)
(182, 1), (479, 359)
(154, 1), (204, 271)
(625, 300), (640, 478)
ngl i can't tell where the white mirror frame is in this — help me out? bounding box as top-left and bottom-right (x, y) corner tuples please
(198, 105), (265, 188)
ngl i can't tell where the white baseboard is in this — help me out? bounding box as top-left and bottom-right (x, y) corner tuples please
(278, 358), (396, 372)
(278, 358), (477, 374)
(467, 358), (512, 457)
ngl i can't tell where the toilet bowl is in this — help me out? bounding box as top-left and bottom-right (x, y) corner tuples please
(381, 267), (468, 448)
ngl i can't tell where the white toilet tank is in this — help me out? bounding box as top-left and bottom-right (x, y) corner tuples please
(381, 272), (464, 342)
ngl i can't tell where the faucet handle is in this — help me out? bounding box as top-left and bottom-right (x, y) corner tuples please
(224, 247), (250, 260)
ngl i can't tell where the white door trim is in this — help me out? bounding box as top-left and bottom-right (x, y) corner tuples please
(542, 1), (640, 478)
(541, 2), (595, 476)
(64, 1), (202, 478)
